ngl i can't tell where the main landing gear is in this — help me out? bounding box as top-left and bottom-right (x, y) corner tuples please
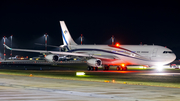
(103, 65), (110, 71)
(87, 65), (128, 71)
(87, 66), (98, 71)
(116, 66), (127, 71)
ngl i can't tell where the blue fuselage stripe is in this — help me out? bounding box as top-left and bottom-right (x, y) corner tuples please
(68, 49), (150, 61)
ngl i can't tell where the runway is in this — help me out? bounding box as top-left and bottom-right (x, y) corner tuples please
(0, 64), (180, 100)
(1, 74), (180, 101)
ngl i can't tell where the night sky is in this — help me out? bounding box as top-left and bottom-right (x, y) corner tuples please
(0, 1), (180, 59)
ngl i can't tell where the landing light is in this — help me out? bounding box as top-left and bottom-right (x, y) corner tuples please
(156, 64), (164, 72)
(76, 72), (85, 76)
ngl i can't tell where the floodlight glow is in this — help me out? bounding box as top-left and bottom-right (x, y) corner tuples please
(76, 72), (85, 76)
(156, 64), (164, 72)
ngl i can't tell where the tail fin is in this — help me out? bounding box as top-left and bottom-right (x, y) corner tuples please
(60, 21), (77, 46)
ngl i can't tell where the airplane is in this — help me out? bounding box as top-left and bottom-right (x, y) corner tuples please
(4, 21), (176, 71)
(8, 55), (18, 60)
(8, 55), (28, 60)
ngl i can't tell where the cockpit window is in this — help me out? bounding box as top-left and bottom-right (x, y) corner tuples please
(163, 51), (173, 54)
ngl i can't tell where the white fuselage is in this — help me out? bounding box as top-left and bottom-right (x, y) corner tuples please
(68, 45), (176, 66)
(59, 21), (176, 67)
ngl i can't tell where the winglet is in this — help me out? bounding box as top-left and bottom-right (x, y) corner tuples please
(3, 44), (12, 50)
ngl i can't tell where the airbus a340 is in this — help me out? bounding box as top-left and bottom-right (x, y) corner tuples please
(4, 21), (176, 71)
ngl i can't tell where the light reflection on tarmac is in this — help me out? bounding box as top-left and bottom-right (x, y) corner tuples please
(87, 70), (147, 73)
(86, 70), (180, 76)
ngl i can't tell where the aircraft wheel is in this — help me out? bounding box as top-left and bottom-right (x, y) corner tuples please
(120, 66), (123, 71)
(106, 66), (110, 70)
(87, 66), (91, 71)
(103, 65), (110, 70)
(117, 66), (120, 71)
(124, 66), (128, 71)
(95, 67), (98, 71)
(91, 67), (95, 71)
(103, 65), (107, 70)
(122, 67), (127, 71)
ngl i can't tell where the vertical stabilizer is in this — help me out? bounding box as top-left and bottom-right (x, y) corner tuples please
(60, 21), (77, 47)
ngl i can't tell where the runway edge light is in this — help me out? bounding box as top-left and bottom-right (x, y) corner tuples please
(76, 72), (85, 76)
(29, 74), (33, 77)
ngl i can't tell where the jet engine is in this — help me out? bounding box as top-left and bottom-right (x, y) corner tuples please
(45, 54), (59, 62)
(87, 59), (102, 67)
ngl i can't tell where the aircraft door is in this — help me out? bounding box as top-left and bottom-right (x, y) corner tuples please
(152, 48), (158, 57)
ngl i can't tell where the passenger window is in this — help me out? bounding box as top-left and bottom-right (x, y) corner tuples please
(141, 51), (149, 53)
(137, 51), (140, 53)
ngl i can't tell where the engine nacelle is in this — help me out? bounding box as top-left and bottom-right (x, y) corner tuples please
(87, 59), (102, 67)
(45, 54), (59, 62)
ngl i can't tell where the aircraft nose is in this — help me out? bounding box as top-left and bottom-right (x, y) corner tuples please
(170, 53), (176, 62)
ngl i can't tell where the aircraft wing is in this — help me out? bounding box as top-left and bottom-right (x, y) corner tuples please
(4, 44), (117, 60)
(3, 44), (50, 54)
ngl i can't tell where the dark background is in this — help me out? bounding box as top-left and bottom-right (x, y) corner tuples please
(0, 1), (180, 59)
